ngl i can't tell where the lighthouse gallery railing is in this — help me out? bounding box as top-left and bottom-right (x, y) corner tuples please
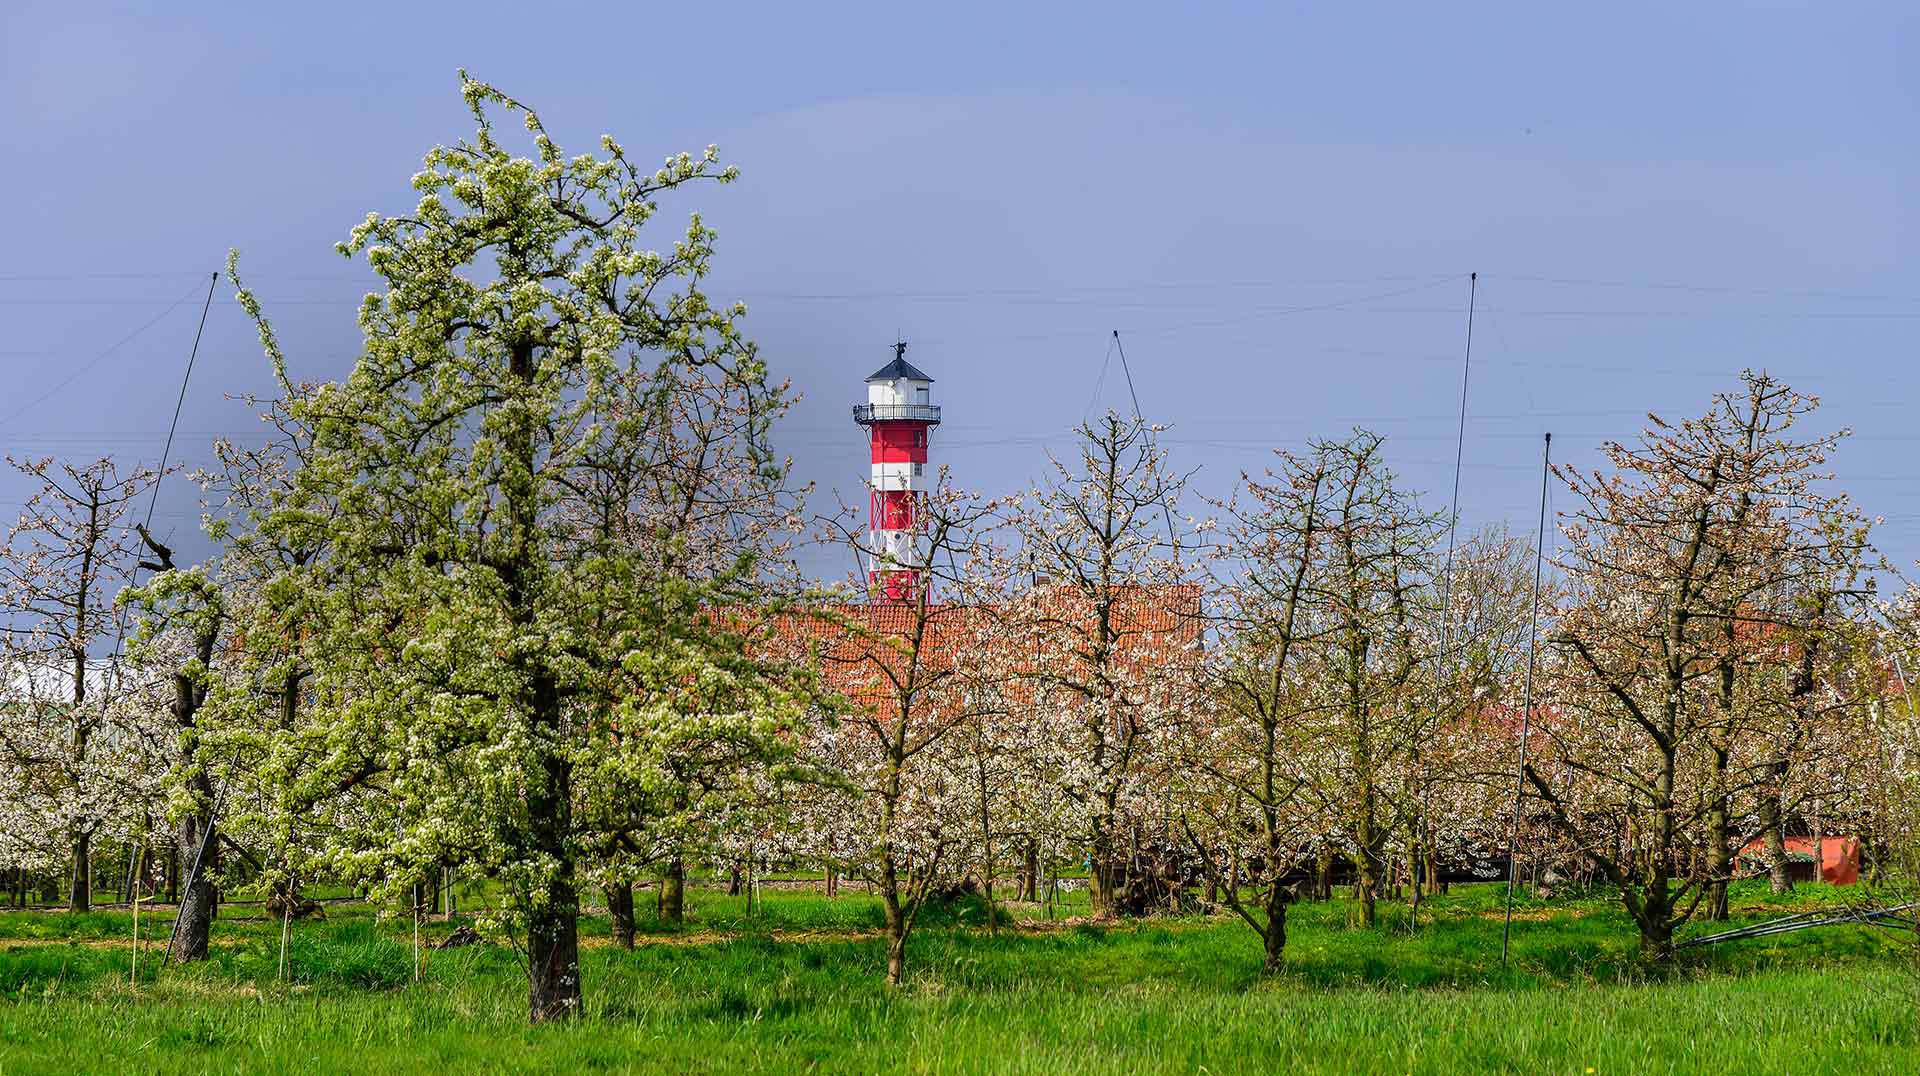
(852, 403), (942, 424)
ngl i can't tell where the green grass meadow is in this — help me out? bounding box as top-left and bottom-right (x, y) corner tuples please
(1, 882), (1914, 1074)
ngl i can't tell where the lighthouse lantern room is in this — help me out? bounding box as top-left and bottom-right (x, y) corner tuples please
(852, 342), (941, 603)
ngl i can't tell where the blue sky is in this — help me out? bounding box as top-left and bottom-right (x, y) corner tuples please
(3, 2), (1915, 575)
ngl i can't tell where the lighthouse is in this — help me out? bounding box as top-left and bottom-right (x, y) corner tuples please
(853, 342), (940, 603)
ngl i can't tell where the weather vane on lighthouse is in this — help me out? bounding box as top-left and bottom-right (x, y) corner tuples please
(852, 341), (940, 603)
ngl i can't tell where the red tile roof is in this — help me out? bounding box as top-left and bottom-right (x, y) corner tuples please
(750, 583), (1203, 718)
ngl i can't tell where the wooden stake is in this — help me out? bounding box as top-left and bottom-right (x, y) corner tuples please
(278, 877), (293, 982)
(129, 859), (140, 989)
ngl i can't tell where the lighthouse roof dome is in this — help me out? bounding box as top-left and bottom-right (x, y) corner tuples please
(865, 356), (934, 383)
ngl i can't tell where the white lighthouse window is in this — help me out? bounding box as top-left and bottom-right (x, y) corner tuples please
(914, 462), (924, 477)
(914, 385), (929, 404)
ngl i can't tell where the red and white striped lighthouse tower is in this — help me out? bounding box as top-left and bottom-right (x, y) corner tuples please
(853, 342), (940, 603)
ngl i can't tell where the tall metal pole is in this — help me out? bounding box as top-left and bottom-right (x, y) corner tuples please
(1413, 272), (1477, 928)
(1503, 431), (1551, 964)
(1438, 272), (1477, 626)
(144, 270), (222, 968)
(1435, 272), (1478, 676)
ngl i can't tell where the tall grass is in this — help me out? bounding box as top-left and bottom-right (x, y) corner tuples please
(1, 882), (1913, 1074)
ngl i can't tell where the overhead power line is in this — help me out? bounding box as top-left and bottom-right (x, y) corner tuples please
(0, 278), (207, 434)
(1493, 273), (1920, 304)
(10, 268), (1920, 305)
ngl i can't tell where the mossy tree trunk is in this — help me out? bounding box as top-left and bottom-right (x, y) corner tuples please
(658, 858), (685, 924)
(606, 882), (635, 949)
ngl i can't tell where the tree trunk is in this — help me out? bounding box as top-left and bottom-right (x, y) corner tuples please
(1353, 789), (1381, 926)
(1261, 893), (1289, 975)
(526, 706), (580, 1017)
(657, 858), (685, 924)
(170, 706), (221, 961)
(163, 602), (224, 957)
(974, 759), (997, 934)
(880, 854), (911, 987)
(1355, 850), (1379, 927)
(1087, 863), (1116, 917)
(67, 638), (92, 913)
(68, 831), (91, 912)
(727, 864), (743, 896)
(1703, 629), (1741, 919)
(605, 882), (635, 949)
(501, 335), (583, 1023)
(1314, 845), (1333, 901)
(170, 811), (218, 963)
(1635, 732), (1681, 962)
(886, 928), (908, 987)
(1087, 844), (1113, 917)
(1704, 803), (1735, 922)
(1760, 757), (1792, 894)
(1705, 744), (1731, 921)
(1636, 901), (1675, 960)
(1087, 814), (1126, 917)
(525, 730), (580, 1020)
(528, 879), (582, 1022)
(1020, 841), (1038, 901)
